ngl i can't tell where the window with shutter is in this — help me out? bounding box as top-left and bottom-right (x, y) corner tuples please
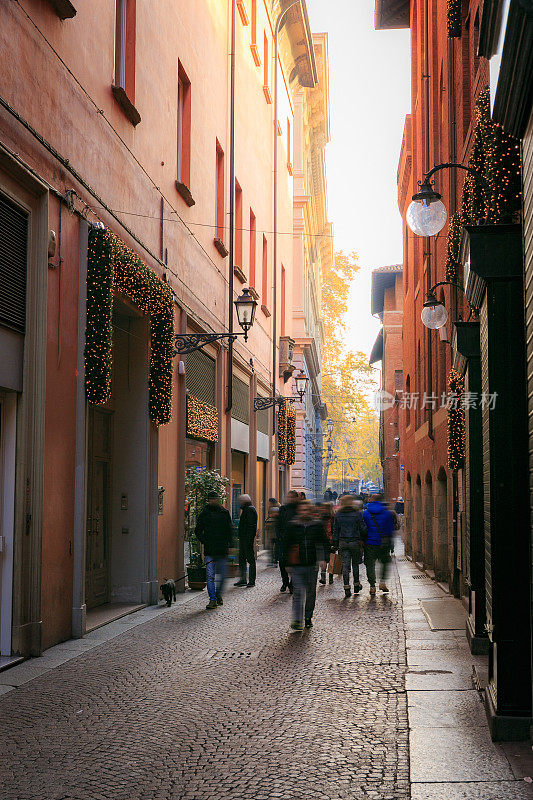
(186, 350), (216, 406)
(0, 193), (27, 334)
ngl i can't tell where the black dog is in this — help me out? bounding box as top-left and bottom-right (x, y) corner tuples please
(160, 578), (177, 607)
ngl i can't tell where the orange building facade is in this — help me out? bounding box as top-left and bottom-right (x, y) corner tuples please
(0, 0), (324, 657)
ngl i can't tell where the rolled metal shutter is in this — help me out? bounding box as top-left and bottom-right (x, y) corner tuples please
(186, 350), (216, 405)
(0, 193), (27, 333)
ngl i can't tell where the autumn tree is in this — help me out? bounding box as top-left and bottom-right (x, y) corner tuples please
(320, 250), (380, 491)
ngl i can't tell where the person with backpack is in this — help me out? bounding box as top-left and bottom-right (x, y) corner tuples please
(332, 494), (367, 597)
(362, 493), (394, 595)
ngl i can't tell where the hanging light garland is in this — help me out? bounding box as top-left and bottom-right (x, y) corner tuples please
(186, 395), (219, 442)
(447, 370), (465, 471)
(445, 212), (462, 282)
(286, 405), (296, 466)
(447, 0), (462, 38)
(85, 227), (174, 426)
(277, 399), (288, 463)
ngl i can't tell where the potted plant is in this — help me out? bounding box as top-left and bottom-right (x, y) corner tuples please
(185, 467), (230, 590)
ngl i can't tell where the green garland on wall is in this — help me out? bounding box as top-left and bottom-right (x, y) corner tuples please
(277, 399), (288, 463)
(447, 370), (465, 471)
(86, 227), (174, 426)
(447, 0), (462, 37)
(286, 405), (296, 466)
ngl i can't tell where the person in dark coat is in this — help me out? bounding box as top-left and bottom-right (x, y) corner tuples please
(234, 494), (258, 587)
(275, 490), (300, 593)
(195, 491), (233, 610)
(362, 493), (394, 595)
(332, 494), (368, 597)
(285, 501), (332, 630)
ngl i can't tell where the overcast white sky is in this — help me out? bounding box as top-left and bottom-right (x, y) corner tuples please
(307, 0), (411, 358)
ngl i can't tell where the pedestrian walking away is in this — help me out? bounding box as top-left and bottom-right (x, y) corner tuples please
(234, 494), (258, 587)
(317, 502), (335, 585)
(275, 489), (300, 593)
(332, 494), (367, 597)
(362, 493), (394, 595)
(285, 500), (332, 630)
(195, 491), (234, 610)
(265, 499), (280, 566)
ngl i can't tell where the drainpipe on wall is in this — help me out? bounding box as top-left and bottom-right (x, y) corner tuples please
(226, 0), (236, 416)
(424, 0), (434, 442)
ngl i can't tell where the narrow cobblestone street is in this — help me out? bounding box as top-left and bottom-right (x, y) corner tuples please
(1, 558), (410, 800)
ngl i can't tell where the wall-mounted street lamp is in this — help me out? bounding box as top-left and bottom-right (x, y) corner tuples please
(173, 287), (257, 354)
(253, 370), (309, 411)
(421, 281), (476, 330)
(406, 162), (487, 237)
(327, 417), (334, 435)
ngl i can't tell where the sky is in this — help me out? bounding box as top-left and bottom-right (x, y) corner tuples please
(306, 0), (411, 359)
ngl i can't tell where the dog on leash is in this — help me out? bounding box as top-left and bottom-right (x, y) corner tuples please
(160, 578), (177, 607)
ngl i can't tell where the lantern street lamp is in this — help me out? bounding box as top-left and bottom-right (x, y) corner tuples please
(406, 162), (487, 238)
(294, 370), (309, 402)
(173, 287), (257, 354)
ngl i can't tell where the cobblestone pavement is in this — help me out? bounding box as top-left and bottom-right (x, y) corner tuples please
(0, 559), (409, 800)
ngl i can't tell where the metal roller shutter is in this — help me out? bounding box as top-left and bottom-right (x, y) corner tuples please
(186, 350), (216, 405)
(0, 193), (27, 334)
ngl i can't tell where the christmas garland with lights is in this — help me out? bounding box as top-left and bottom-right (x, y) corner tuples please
(445, 212), (462, 282)
(286, 405), (296, 466)
(277, 399), (288, 463)
(186, 395), (219, 442)
(447, 0), (462, 38)
(86, 227), (174, 425)
(447, 370), (465, 471)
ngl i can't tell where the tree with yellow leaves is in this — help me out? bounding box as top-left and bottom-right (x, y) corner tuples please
(321, 250), (381, 492)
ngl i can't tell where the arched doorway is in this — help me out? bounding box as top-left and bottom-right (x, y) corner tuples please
(404, 472), (412, 556)
(423, 471), (434, 569)
(414, 475), (422, 563)
(435, 467), (449, 580)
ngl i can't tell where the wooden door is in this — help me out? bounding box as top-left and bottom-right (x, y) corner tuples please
(86, 409), (112, 609)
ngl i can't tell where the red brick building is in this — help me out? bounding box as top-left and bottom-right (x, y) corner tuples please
(370, 265), (403, 504)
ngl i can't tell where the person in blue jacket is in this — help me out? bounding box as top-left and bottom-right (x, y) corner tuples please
(362, 493), (394, 595)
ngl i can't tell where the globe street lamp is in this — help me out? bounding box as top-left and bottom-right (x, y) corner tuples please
(406, 162), (487, 238)
(420, 281), (476, 330)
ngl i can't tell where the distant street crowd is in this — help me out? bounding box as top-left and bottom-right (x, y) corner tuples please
(193, 488), (402, 631)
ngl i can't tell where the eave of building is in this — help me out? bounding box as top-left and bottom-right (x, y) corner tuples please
(273, 0), (318, 91)
(369, 328), (384, 365)
(371, 264), (403, 317)
(374, 0), (410, 30)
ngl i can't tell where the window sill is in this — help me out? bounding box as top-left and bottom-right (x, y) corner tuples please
(261, 304), (271, 318)
(263, 85), (272, 104)
(213, 237), (228, 258)
(112, 85), (141, 126)
(250, 44), (261, 67)
(234, 266), (247, 283)
(249, 286), (260, 301)
(47, 0), (76, 18)
(287, 161), (293, 176)
(277, 121), (283, 136)
(237, 0), (249, 25)
(176, 180), (195, 207)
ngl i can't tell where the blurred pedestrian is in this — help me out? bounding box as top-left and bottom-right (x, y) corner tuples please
(299, 491), (307, 500)
(265, 500), (280, 565)
(363, 493), (394, 595)
(276, 490), (299, 593)
(234, 494), (258, 588)
(332, 494), (367, 597)
(317, 503), (335, 585)
(285, 501), (331, 630)
(324, 488), (333, 502)
(195, 491), (233, 610)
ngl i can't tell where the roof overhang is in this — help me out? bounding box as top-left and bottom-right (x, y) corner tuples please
(369, 329), (384, 365)
(374, 0), (410, 30)
(371, 265), (403, 317)
(275, 0), (318, 90)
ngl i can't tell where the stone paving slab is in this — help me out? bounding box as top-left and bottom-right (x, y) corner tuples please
(411, 781), (533, 799)
(408, 689), (488, 728)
